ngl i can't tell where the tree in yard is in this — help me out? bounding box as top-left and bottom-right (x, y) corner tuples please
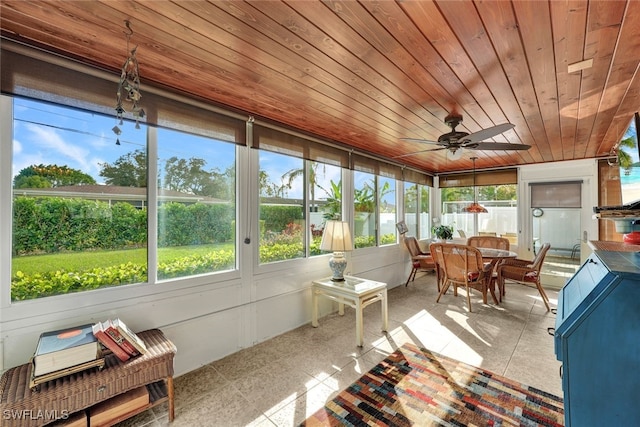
(163, 156), (234, 199)
(99, 149), (147, 187)
(317, 179), (342, 220)
(259, 170), (288, 197)
(163, 156), (211, 194)
(281, 161), (326, 210)
(13, 164), (96, 188)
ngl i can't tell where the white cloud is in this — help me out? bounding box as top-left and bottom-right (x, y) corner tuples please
(13, 138), (22, 154)
(24, 123), (92, 170)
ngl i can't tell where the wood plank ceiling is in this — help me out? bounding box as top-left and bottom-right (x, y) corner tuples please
(1, 0), (639, 174)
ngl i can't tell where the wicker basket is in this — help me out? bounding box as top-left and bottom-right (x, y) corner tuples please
(0, 329), (176, 427)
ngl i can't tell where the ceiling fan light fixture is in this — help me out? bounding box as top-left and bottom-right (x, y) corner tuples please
(447, 148), (463, 161)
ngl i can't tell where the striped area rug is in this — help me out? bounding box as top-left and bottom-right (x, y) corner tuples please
(302, 343), (564, 426)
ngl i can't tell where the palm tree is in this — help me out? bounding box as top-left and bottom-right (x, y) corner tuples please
(618, 136), (637, 176)
(317, 179), (342, 220)
(282, 162), (325, 210)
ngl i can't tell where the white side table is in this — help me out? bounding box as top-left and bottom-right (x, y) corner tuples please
(311, 276), (388, 347)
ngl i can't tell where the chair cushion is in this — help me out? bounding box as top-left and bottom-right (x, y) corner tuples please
(414, 255), (435, 269)
(468, 271), (481, 281)
(523, 271), (538, 282)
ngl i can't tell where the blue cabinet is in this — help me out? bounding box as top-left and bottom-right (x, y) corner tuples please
(555, 249), (640, 426)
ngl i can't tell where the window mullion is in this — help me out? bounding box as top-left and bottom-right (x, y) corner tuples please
(147, 126), (158, 284)
(1, 95), (13, 309)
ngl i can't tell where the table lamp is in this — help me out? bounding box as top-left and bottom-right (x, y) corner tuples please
(320, 220), (354, 281)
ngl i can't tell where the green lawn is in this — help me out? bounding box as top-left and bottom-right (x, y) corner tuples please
(12, 244), (234, 275)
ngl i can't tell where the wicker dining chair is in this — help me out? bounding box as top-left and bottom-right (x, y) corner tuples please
(467, 236), (510, 250)
(430, 243), (492, 312)
(403, 235), (436, 287)
(467, 235), (510, 291)
(496, 243), (552, 311)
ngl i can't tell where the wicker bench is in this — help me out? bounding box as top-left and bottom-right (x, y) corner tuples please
(0, 329), (176, 427)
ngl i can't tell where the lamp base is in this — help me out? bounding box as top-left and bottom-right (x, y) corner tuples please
(329, 252), (348, 282)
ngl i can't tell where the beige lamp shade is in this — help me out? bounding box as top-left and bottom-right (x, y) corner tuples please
(320, 221), (354, 252)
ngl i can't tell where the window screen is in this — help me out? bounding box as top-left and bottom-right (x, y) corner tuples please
(530, 181), (582, 208)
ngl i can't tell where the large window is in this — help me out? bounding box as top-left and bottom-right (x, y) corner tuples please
(441, 184), (518, 239)
(439, 168), (518, 240)
(618, 115), (639, 205)
(402, 170), (433, 239)
(378, 176), (396, 245)
(353, 171), (376, 248)
(404, 182), (418, 237)
(157, 128), (236, 279)
(9, 99), (242, 300)
(309, 161), (342, 255)
(405, 183), (431, 239)
(419, 185), (431, 238)
(258, 151), (305, 263)
(11, 98), (149, 301)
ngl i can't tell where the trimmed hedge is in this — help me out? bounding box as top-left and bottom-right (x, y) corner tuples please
(13, 197), (146, 254)
(157, 202), (233, 246)
(13, 197), (301, 255)
(12, 197), (236, 255)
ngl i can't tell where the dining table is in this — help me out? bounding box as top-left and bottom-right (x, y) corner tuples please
(476, 247), (517, 304)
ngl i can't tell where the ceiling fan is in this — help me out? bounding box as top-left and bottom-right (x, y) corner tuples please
(395, 114), (530, 160)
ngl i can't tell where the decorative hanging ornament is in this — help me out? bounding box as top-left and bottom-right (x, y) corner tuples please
(114, 20), (144, 143)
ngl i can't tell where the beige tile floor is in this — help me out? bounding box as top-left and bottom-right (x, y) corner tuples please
(120, 272), (562, 427)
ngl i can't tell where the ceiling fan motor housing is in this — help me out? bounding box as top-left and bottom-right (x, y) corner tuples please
(440, 114), (470, 144)
(438, 130), (469, 144)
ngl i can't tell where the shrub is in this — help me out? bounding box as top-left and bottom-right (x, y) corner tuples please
(260, 205), (303, 234)
(11, 262), (147, 301)
(13, 197), (235, 255)
(259, 242), (304, 263)
(11, 249), (236, 301)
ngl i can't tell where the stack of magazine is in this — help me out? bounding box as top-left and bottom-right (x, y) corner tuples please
(30, 318), (147, 388)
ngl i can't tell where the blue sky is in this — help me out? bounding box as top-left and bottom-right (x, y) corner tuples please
(13, 98), (234, 186)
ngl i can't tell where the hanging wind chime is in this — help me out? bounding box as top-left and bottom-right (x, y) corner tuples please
(113, 20), (144, 145)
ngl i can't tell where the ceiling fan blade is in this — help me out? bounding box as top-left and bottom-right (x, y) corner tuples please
(471, 142), (531, 151)
(400, 137), (443, 146)
(393, 147), (447, 159)
(463, 123), (515, 143)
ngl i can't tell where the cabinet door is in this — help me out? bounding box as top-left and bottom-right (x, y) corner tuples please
(555, 254), (610, 347)
(562, 276), (640, 426)
(562, 255), (607, 316)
